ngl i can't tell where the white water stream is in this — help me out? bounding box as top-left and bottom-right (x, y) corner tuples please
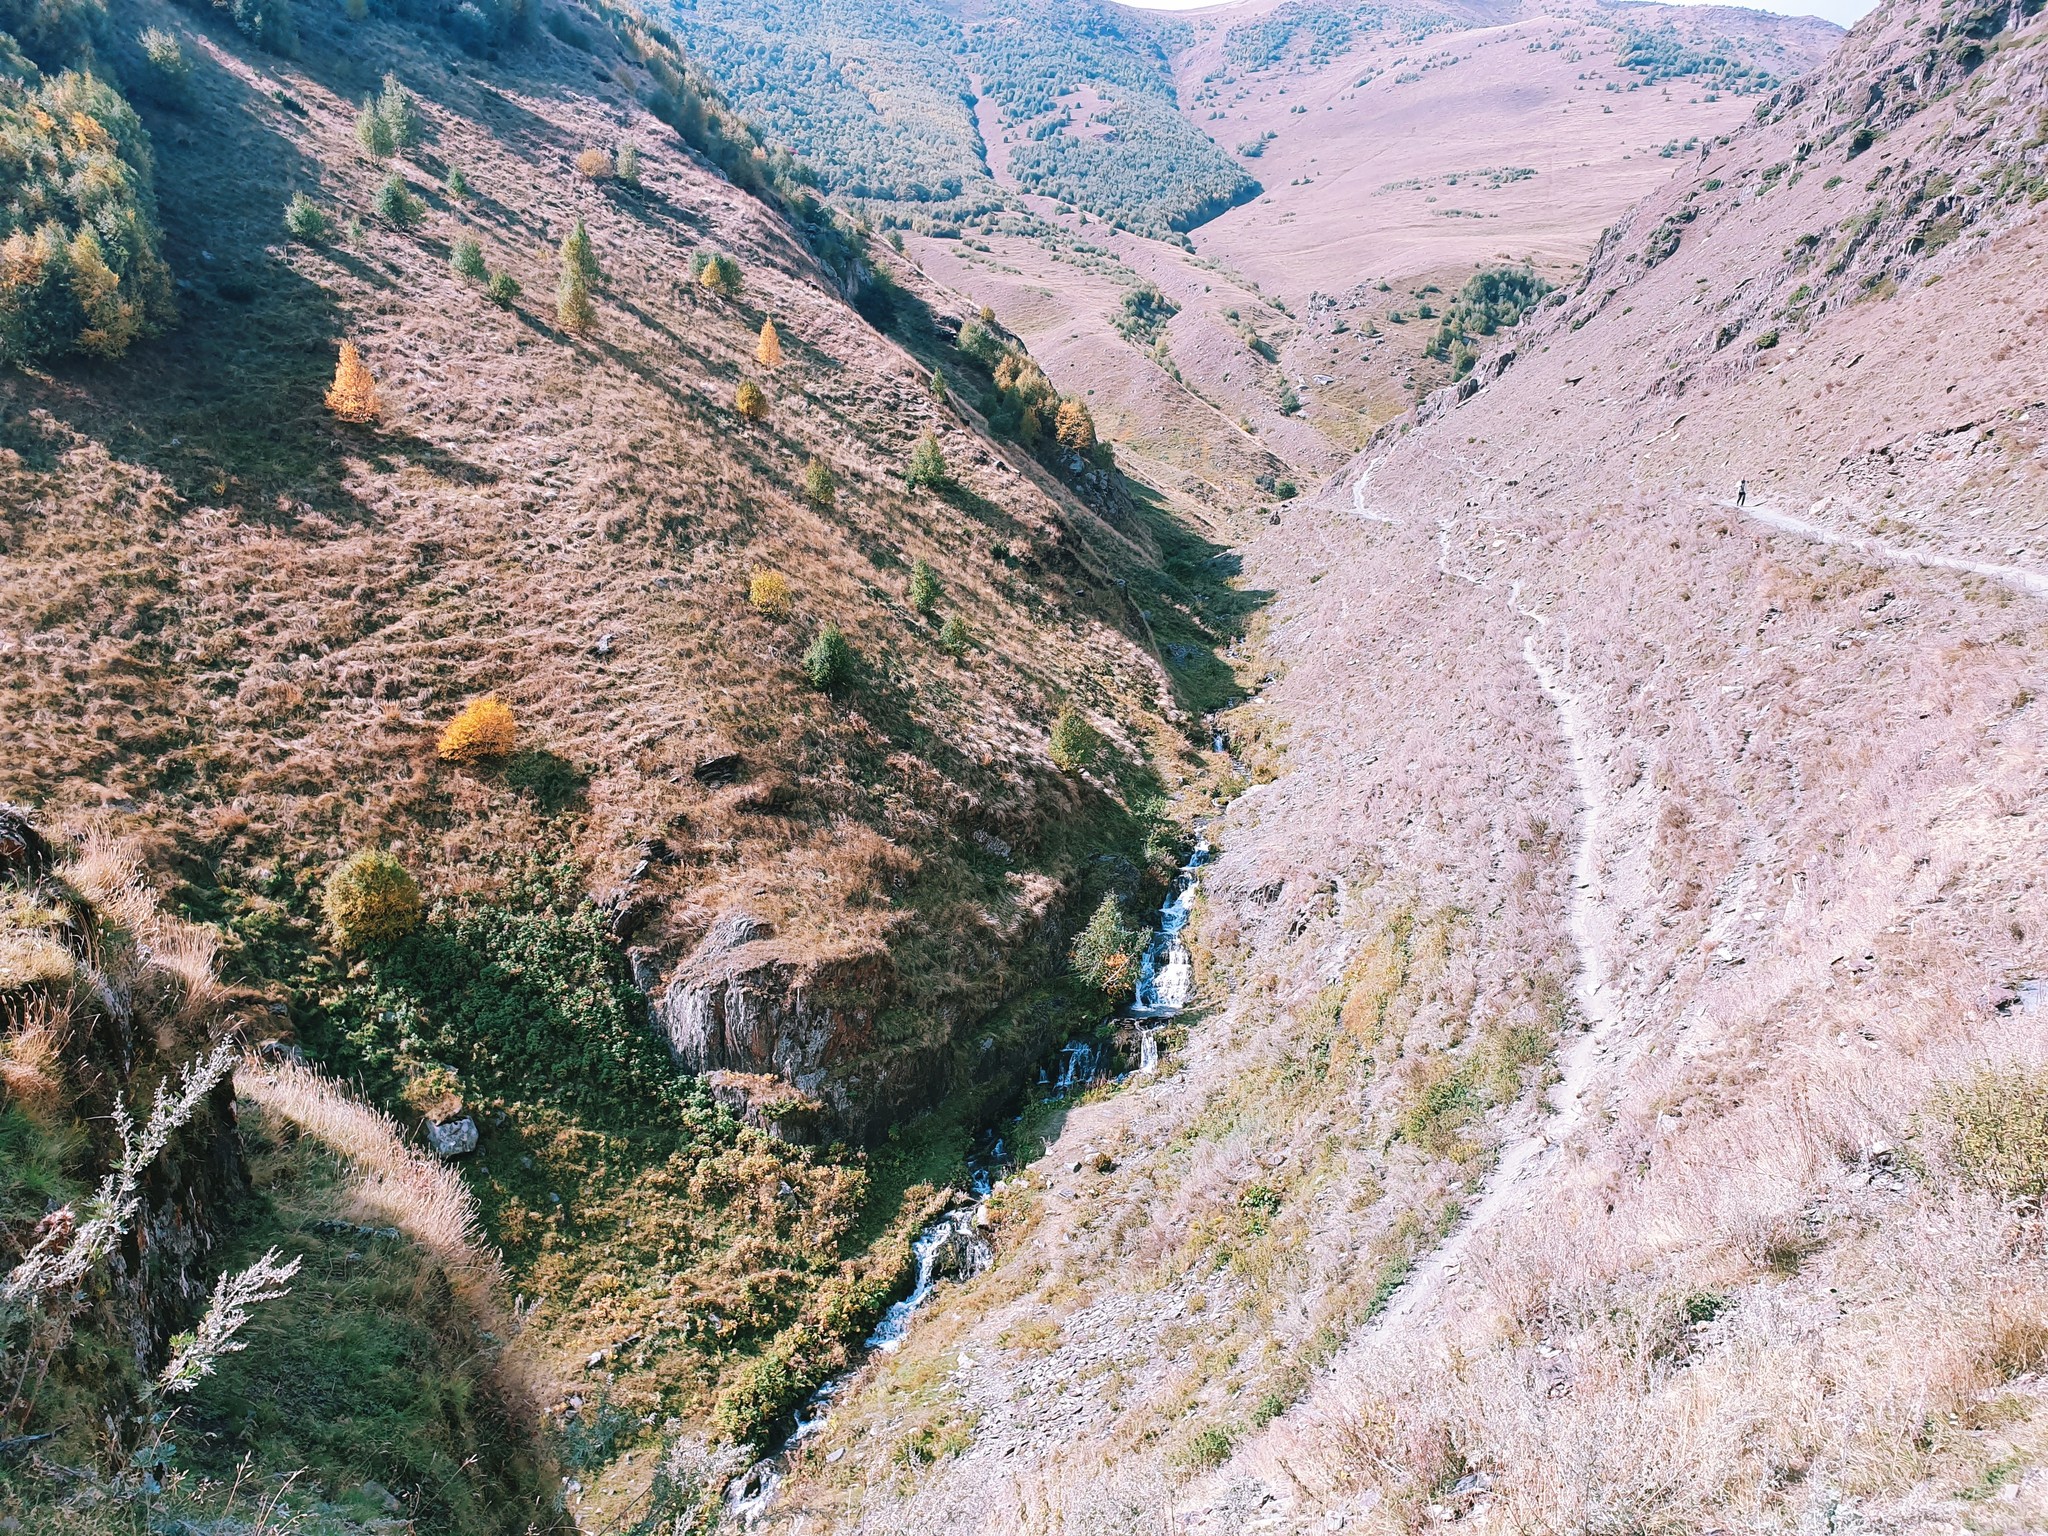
(725, 836), (1218, 1521)
(1132, 843), (1209, 1020)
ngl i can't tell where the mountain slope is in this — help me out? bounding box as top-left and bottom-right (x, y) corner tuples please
(753, 1), (2048, 1530)
(0, 0), (1253, 1523)
(892, 0), (1840, 503)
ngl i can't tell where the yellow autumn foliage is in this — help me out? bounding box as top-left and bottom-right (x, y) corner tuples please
(436, 695), (517, 763)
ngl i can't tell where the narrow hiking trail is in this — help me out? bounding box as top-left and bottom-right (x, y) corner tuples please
(1327, 477), (1629, 1325)
(1382, 619), (1625, 1322)
(1734, 500), (2048, 599)
(1349, 487), (2048, 1326)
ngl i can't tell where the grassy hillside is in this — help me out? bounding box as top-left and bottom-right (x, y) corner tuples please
(759, 0), (2048, 1529)
(0, 0), (1257, 1521)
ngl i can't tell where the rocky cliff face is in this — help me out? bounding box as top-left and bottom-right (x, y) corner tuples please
(646, 913), (907, 1140)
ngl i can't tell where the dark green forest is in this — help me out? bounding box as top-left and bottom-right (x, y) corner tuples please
(655, 0), (1257, 235)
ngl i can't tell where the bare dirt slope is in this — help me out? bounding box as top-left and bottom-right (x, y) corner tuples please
(762, 1), (2048, 1529)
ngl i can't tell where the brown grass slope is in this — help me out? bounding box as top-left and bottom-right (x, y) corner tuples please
(759, 1), (2048, 1530)
(0, 0), (1199, 1134)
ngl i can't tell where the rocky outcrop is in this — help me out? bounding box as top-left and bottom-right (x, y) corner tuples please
(647, 911), (927, 1141)
(702, 1070), (826, 1144)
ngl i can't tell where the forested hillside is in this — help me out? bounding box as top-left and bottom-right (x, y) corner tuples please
(657, 0), (1258, 236)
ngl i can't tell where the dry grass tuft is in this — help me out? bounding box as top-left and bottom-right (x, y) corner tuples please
(0, 1010), (68, 1125)
(237, 1058), (511, 1339)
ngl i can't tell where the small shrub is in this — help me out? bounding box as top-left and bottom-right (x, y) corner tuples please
(1186, 1424), (1233, 1467)
(939, 614), (970, 654)
(1933, 1066), (2048, 1205)
(734, 379), (767, 421)
(615, 143), (641, 185)
(138, 27), (193, 106)
(376, 73), (420, 149)
(801, 456), (835, 508)
(1055, 397), (1096, 452)
(354, 96), (395, 158)
(436, 695), (517, 763)
(908, 559), (939, 614)
(928, 366), (948, 403)
(283, 192), (330, 243)
(756, 318), (782, 368)
(1048, 703), (1098, 773)
(802, 624), (855, 692)
(749, 570), (793, 619)
(375, 174), (424, 229)
(324, 342), (379, 423)
(906, 432), (948, 491)
(697, 252), (741, 297)
(1071, 893), (1149, 1001)
(323, 851), (423, 947)
(446, 167), (470, 199)
(487, 272), (521, 308)
(563, 219), (600, 283)
(557, 262), (594, 332)
(451, 236), (486, 281)
(575, 147), (614, 179)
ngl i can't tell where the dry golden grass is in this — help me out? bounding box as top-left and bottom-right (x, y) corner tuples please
(236, 1057), (510, 1335)
(0, 0), (1188, 1070)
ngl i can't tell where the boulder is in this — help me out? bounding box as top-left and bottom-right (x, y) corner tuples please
(426, 1116), (478, 1159)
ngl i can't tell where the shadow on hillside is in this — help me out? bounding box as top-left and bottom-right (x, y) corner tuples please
(21, 19), (493, 529)
(1119, 476), (1274, 722)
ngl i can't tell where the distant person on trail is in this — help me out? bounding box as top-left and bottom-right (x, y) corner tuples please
(1736, 479), (1747, 508)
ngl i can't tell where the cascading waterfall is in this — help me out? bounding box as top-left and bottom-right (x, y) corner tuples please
(726, 839), (1221, 1522)
(1056, 1040), (1095, 1090)
(867, 1199), (993, 1353)
(1132, 842), (1209, 1019)
(726, 1162), (1001, 1526)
